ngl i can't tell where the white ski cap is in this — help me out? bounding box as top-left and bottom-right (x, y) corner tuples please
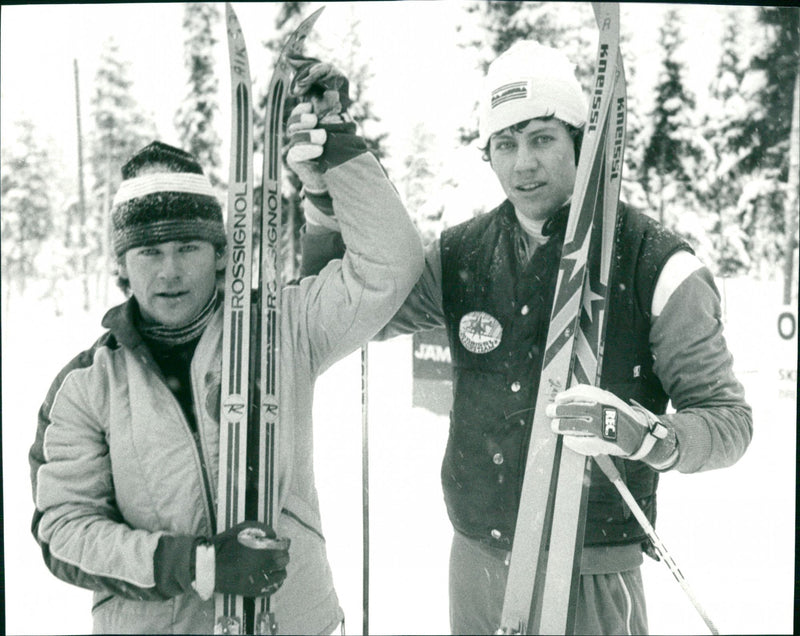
(478, 41), (587, 147)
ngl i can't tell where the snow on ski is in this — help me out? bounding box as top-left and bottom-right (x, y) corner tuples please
(498, 4), (623, 634)
(216, 5), (324, 635)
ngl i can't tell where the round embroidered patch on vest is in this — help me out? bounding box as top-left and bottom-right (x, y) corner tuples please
(459, 311), (503, 354)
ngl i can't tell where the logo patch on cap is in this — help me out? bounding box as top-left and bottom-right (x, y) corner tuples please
(459, 311), (503, 354)
(491, 81), (530, 109)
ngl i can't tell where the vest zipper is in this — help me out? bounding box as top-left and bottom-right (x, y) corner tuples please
(166, 385), (218, 533)
(185, 375), (218, 533)
(190, 427), (218, 531)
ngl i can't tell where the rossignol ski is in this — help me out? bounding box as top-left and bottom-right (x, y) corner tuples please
(217, 5), (257, 633)
(216, 5), (323, 634)
(498, 4), (624, 634)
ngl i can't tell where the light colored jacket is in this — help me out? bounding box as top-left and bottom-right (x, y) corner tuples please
(30, 151), (423, 634)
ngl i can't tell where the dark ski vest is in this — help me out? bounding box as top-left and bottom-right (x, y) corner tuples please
(439, 200), (690, 549)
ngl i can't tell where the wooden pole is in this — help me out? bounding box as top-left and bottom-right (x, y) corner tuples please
(74, 59), (90, 311)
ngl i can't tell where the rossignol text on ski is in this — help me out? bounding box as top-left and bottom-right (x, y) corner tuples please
(216, 5), (324, 634)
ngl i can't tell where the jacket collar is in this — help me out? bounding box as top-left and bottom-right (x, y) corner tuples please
(499, 199), (570, 238)
(101, 295), (224, 355)
(101, 297), (146, 351)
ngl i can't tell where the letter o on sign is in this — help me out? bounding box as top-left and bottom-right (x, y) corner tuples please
(777, 311), (796, 340)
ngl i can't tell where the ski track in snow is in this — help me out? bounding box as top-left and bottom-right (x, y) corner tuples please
(2, 277), (795, 635)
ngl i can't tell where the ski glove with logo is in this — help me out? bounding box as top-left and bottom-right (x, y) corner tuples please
(154, 520), (290, 600)
(547, 384), (677, 469)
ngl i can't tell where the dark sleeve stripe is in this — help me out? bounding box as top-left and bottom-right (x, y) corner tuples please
(35, 517), (166, 600)
(28, 332), (163, 598)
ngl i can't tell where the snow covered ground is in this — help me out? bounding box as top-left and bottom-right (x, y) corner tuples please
(2, 276), (795, 635)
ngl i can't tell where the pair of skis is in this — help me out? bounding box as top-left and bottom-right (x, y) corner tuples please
(498, 4), (625, 633)
(499, 4), (718, 635)
(216, 5), (323, 634)
(216, 3), (714, 635)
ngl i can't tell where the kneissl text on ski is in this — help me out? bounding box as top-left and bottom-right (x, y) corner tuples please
(535, 9), (628, 632)
(498, 4), (624, 634)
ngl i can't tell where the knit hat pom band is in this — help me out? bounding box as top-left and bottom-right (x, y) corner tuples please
(112, 173), (216, 206)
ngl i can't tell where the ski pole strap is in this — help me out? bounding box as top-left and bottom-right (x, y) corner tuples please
(626, 400), (669, 461)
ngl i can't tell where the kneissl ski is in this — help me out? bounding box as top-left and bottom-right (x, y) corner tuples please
(216, 5), (323, 635)
(536, 9), (627, 632)
(498, 4), (624, 634)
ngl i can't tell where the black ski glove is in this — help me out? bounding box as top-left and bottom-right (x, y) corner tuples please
(210, 521), (290, 597)
(288, 55), (352, 121)
(154, 521), (290, 599)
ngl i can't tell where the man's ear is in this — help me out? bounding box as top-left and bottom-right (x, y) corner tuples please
(118, 259), (128, 279)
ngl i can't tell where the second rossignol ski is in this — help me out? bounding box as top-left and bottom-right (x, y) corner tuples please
(216, 5), (323, 634)
(498, 4), (625, 634)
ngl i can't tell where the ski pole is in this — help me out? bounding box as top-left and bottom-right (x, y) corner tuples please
(361, 344), (370, 635)
(593, 455), (719, 635)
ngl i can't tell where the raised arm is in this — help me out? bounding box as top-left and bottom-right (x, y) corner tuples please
(285, 98), (424, 373)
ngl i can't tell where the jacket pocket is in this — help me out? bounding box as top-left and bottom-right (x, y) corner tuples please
(91, 594), (173, 634)
(281, 492), (325, 543)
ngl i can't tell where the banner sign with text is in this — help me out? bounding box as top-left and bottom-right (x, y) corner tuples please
(412, 327), (453, 415)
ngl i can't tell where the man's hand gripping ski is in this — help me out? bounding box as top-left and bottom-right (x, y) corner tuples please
(286, 56), (354, 231)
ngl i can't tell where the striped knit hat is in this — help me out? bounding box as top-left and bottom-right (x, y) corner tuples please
(111, 141), (226, 258)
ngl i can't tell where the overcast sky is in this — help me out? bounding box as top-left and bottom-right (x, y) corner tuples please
(1, 2), (733, 183)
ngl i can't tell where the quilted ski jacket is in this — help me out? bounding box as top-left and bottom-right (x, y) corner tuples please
(30, 150), (424, 635)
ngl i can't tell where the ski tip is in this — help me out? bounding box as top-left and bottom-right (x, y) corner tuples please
(225, 3), (245, 40)
(225, 2), (237, 24)
(278, 6), (325, 61)
(591, 2), (620, 27)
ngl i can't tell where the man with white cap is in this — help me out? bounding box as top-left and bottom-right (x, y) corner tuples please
(29, 132), (423, 633)
(298, 40), (751, 634)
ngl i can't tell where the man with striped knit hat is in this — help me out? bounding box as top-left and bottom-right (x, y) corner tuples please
(29, 134), (423, 633)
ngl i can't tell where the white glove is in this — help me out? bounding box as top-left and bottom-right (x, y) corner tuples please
(546, 384), (668, 461)
(286, 102), (339, 231)
(286, 102), (328, 195)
